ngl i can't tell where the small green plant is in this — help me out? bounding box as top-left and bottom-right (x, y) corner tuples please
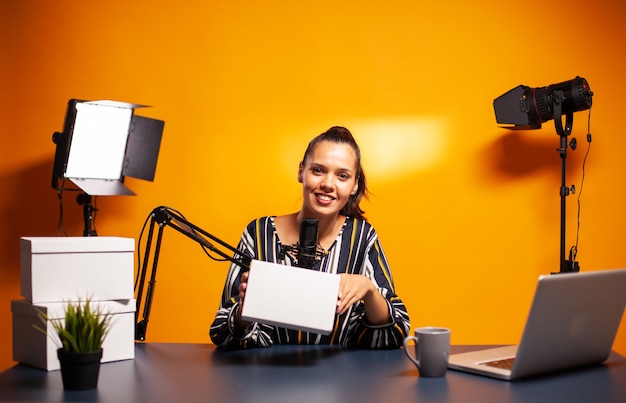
(36, 298), (113, 353)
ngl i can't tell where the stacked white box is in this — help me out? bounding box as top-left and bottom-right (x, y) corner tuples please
(11, 299), (136, 371)
(13, 236), (136, 371)
(20, 236), (134, 303)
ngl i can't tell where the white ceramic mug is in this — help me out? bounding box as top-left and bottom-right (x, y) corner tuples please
(403, 327), (450, 377)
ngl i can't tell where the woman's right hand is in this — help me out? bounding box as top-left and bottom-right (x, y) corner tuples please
(235, 271), (253, 328)
(238, 271), (249, 303)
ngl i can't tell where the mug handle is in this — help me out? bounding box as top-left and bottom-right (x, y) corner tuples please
(403, 335), (420, 368)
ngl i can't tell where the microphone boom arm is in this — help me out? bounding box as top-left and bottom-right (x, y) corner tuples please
(134, 206), (251, 341)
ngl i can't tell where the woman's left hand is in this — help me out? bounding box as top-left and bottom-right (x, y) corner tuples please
(336, 274), (376, 315)
(337, 274), (391, 325)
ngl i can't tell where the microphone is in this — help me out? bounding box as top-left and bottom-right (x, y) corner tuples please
(297, 218), (319, 268)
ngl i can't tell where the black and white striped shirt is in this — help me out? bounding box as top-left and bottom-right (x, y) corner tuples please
(210, 216), (411, 349)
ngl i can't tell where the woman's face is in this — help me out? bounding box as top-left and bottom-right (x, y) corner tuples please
(298, 140), (359, 219)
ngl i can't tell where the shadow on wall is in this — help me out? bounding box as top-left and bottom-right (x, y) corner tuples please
(480, 130), (587, 181)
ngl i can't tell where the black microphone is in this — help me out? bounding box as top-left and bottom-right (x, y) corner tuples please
(297, 218), (319, 268)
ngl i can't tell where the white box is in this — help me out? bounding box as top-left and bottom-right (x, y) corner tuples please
(241, 260), (341, 335)
(11, 299), (136, 371)
(20, 237), (134, 303)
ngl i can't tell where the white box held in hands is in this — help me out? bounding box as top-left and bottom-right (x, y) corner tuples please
(11, 298), (136, 371)
(20, 237), (134, 303)
(240, 260), (341, 335)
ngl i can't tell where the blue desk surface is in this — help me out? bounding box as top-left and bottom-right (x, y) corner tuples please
(0, 344), (625, 403)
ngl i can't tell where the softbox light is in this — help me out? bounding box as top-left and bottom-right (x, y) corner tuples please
(52, 99), (165, 196)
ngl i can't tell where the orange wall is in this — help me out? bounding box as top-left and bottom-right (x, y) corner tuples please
(1, 1), (625, 371)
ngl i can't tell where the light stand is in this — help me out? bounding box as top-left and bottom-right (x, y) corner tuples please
(552, 91), (579, 274)
(76, 193), (97, 236)
(493, 77), (593, 274)
(134, 206), (251, 341)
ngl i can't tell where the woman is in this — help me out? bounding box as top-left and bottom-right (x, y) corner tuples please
(210, 126), (410, 348)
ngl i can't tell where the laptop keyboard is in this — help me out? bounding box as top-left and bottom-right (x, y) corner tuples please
(481, 357), (515, 370)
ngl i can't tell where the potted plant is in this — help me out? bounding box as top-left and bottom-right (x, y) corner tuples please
(36, 298), (113, 390)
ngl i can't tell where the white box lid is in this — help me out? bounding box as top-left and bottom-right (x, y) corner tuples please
(11, 299), (136, 319)
(21, 237), (134, 254)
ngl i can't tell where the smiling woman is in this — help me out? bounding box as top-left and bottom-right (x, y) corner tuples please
(209, 126), (411, 349)
(1, 0), (626, 372)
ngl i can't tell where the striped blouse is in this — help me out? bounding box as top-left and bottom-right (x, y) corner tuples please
(209, 216), (410, 349)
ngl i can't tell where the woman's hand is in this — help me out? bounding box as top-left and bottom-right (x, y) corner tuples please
(238, 271), (249, 303)
(336, 273), (374, 314)
(337, 274), (390, 325)
(235, 271), (253, 328)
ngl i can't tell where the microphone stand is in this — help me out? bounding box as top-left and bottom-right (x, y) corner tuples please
(134, 206), (251, 341)
(551, 90), (580, 274)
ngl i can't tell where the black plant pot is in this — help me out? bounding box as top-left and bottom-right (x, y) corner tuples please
(57, 348), (103, 390)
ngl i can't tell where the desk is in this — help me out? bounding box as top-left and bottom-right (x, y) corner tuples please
(0, 344), (624, 403)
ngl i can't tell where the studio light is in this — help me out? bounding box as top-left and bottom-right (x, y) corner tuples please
(52, 99), (165, 235)
(52, 99), (164, 195)
(492, 76), (595, 274)
(493, 76), (593, 130)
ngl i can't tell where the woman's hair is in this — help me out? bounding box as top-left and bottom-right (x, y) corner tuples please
(301, 126), (369, 220)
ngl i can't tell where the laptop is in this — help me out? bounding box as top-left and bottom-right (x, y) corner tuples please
(448, 268), (626, 380)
